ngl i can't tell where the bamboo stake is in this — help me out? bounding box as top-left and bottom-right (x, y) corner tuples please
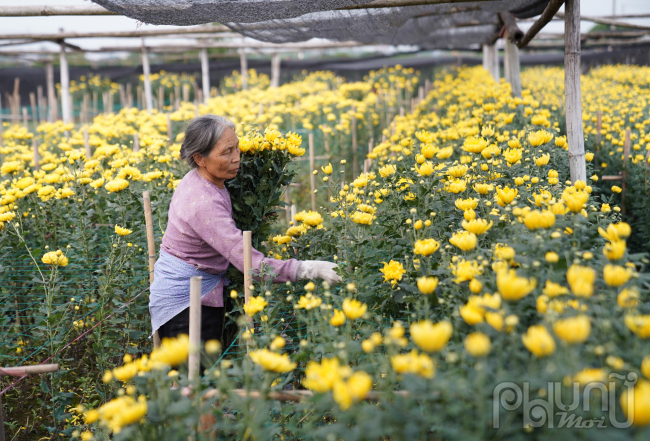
(22, 107), (28, 128)
(564, 0), (587, 183)
(59, 35), (71, 124)
(200, 48), (210, 104)
(351, 107), (358, 177)
(291, 205), (297, 224)
(45, 60), (55, 122)
(309, 132), (316, 212)
(596, 110), (602, 145)
(83, 128), (91, 158)
(0, 363), (58, 376)
(271, 53), (280, 88)
(29, 93), (37, 124)
(133, 132), (140, 152)
(243, 231), (253, 328)
(504, 34), (522, 97)
(36, 86), (44, 122)
(32, 138), (39, 170)
(188, 276), (202, 381)
(240, 50), (248, 90)
(621, 129), (631, 215)
(157, 86), (164, 112)
(143, 191), (160, 349)
(141, 41), (153, 113)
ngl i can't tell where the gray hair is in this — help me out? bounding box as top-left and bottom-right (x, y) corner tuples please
(180, 114), (236, 168)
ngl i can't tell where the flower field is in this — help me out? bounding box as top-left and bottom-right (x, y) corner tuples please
(2, 64), (650, 440)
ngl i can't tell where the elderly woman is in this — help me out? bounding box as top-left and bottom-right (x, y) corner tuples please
(150, 115), (340, 341)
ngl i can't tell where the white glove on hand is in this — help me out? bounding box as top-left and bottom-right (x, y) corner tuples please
(297, 260), (342, 285)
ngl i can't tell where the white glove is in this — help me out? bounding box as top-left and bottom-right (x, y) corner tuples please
(297, 260), (342, 285)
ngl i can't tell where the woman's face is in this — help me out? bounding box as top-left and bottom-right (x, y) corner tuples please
(193, 127), (241, 188)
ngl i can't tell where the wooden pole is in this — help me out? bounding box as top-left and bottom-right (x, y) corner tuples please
(0, 363), (58, 376)
(240, 50), (248, 90)
(596, 109), (602, 145)
(141, 41), (153, 113)
(564, 0), (587, 183)
(188, 276), (202, 381)
(200, 48), (210, 104)
(504, 35), (522, 97)
(291, 205), (297, 224)
(271, 53), (280, 88)
(157, 85), (164, 112)
(32, 138), (39, 170)
(59, 35), (71, 124)
(133, 132), (140, 152)
(83, 127), (91, 158)
(22, 107), (28, 127)
(351, 107), (358, 177)
(621, 128), (631, 215)
(29, 92), (37, 125)
(243, 231), (253, 323)
(12, 78), (20, 125)
(309, 132), (316, 212)
(143, 191), (160, 349)
(37, 85), (44, 122)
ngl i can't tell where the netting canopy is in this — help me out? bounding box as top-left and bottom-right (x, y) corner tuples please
(92, 0), (550, 49)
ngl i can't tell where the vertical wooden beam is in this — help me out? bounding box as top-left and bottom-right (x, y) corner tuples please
(59, 35), (71, 124)
(564, 0), (586, 183)
(504, 36), (521, 97)
(309, 132), (316, 212)
(188, 276), (202, 381)
(143, 190), (160, 349)
(200, 48), (210, 105)
(243, 231), (253, 314)
(271, 53), (280, 88)
(29, 93), (37, 125)
(32, 138), (40, 170)
(351, 107), (358, 177)
(133, 132), (140, 152)
(240, 49), (248, 90)
(621, 128), (631, 215)
(141, 40), (153, 113)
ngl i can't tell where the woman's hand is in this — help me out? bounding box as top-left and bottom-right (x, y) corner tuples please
(297, 260), (342, 285)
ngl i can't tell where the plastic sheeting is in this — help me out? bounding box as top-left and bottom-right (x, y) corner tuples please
(92, 0), (550, 49)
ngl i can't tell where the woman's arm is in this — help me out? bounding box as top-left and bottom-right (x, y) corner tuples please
(187, 194), (300, 282)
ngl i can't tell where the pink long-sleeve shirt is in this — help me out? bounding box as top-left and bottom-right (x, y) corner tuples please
(160, 169), (300, 307)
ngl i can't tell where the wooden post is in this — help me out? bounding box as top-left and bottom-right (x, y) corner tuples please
(200, 48), (210, 104)
(622, 129), (631, 215)
(240, 50), (248, 90)
(157, 86), (164, 112)
(182, 84), (190, 103)
(22, 107), (28, 127)
(37, 86), (44, 122)
(32, 138), (39, 170)
(271, 53), (280, 88)
(504, 36), (522, 97)
(166, 113), (173, 146)
(309, 132), (316, 212)
(596, 110), (602, 145)
(564, 0), (587, 183)
(323, 127), (330, 155)
(29, 93), (37, 125)
(243, 231), (253, 317)
(59, 35), (71, 124)
(83, 127), (91, 158)
(188, 276), (202, 381)
(45, 61), (56, 121)
(291, 205), (297, 224)
(118, 84), (126, 110)
(12, 78), (20, 125)
(133, 132), (140, 152)
(351, 107), (358, 177)
(363, 159), (369, 174)
(141, 41), (153, 113)
(143, 191), (160, 349)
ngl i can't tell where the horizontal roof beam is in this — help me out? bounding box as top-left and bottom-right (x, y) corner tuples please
(0, 5), (116, 16)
